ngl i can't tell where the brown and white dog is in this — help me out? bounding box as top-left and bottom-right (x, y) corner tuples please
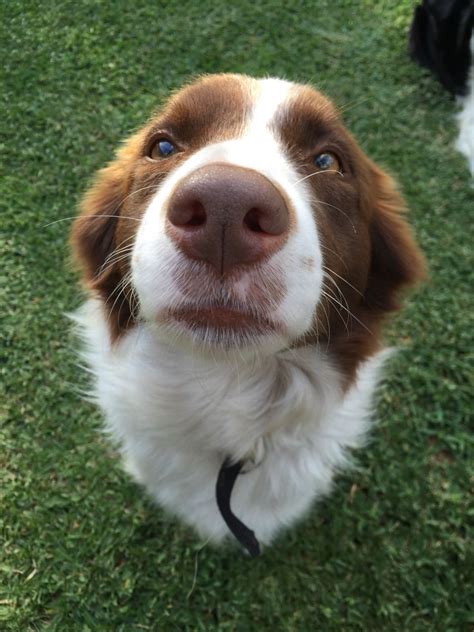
(71, 74), (424, 552)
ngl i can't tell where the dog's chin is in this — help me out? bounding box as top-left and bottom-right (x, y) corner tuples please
(152, 305), (288, 355)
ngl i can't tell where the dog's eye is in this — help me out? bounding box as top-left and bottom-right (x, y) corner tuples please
(149, 138), (176, 159)
(313, 152), (341, 172)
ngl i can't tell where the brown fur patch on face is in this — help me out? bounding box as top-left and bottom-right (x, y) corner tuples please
(325, 160), (425, 385)
(281, 85), (425, 384)
(71, 75), (253, 339)
(148, 73), (251, 148)
(274, 84), (341, 154)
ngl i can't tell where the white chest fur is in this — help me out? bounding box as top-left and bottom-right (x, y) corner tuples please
(73, 299), (388, 546)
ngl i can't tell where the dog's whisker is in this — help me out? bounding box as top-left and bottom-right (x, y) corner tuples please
(44, 214), (143, 228)
(105, 272), (133, 325)
(293, 169), (344, 185)
(315, 199), (358, 234)
(321, 285), (372, 334)
(336, 96), (370, 116)
(319, 243), (348, 270)
(108, 183), (163, 216)
(98, 246), (135, 277)
(322, 273), (352, 315)
(322, 265), (364, 297)
(321, 287), (350, 334)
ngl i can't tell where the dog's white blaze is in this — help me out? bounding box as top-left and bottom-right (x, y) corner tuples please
(247, 77), (292, 132)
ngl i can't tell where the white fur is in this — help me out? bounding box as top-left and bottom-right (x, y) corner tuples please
(73, 298), (389, 545)
(455, 33), (474, 177)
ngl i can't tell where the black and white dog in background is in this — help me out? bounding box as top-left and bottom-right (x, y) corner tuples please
(409, 0), (474, 175)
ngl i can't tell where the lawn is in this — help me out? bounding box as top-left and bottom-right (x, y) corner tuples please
(2, 1), (473, 630)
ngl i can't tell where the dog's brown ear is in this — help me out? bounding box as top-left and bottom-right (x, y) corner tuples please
(71, 160), (128, 289)
(362, 162), (425, 314)
(71, 145), (137, 338)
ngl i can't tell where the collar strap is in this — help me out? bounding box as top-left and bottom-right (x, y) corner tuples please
(215, 457), (261, 557)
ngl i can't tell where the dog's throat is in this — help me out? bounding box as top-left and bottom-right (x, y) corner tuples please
(215, 458), (261, 557)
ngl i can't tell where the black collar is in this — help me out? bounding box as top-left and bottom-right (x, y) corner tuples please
(215, 457), (261, 557)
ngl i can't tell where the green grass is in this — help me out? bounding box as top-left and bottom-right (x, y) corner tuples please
(2, 1), (473, 629)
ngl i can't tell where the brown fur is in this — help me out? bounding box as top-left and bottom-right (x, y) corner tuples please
(322, 162), (425, 383)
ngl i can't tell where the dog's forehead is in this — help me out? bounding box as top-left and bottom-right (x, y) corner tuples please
(150, 74), (340, 142)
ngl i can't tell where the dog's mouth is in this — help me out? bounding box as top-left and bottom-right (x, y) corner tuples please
(174, 306), (275, 329)
(167, 305), (280, 330)
(159, 303), (284, 345)
(148, 258), (288, 347)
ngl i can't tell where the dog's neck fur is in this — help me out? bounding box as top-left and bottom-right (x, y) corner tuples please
(74, 298), (388, 546)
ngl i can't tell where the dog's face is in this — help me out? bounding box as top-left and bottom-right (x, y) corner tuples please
(72, 74), (423, 376)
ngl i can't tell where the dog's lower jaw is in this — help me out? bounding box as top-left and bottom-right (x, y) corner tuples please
(73, 298), (389, 547)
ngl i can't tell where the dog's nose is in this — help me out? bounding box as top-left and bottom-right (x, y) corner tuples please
(166, 164), (290, 274)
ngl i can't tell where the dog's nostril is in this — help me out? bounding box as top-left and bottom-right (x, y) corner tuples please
(243, 205), (288, 236)
(170, 200), (207, 228)
(244, 208), (264, 233)
(186, 201), (206, 227)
